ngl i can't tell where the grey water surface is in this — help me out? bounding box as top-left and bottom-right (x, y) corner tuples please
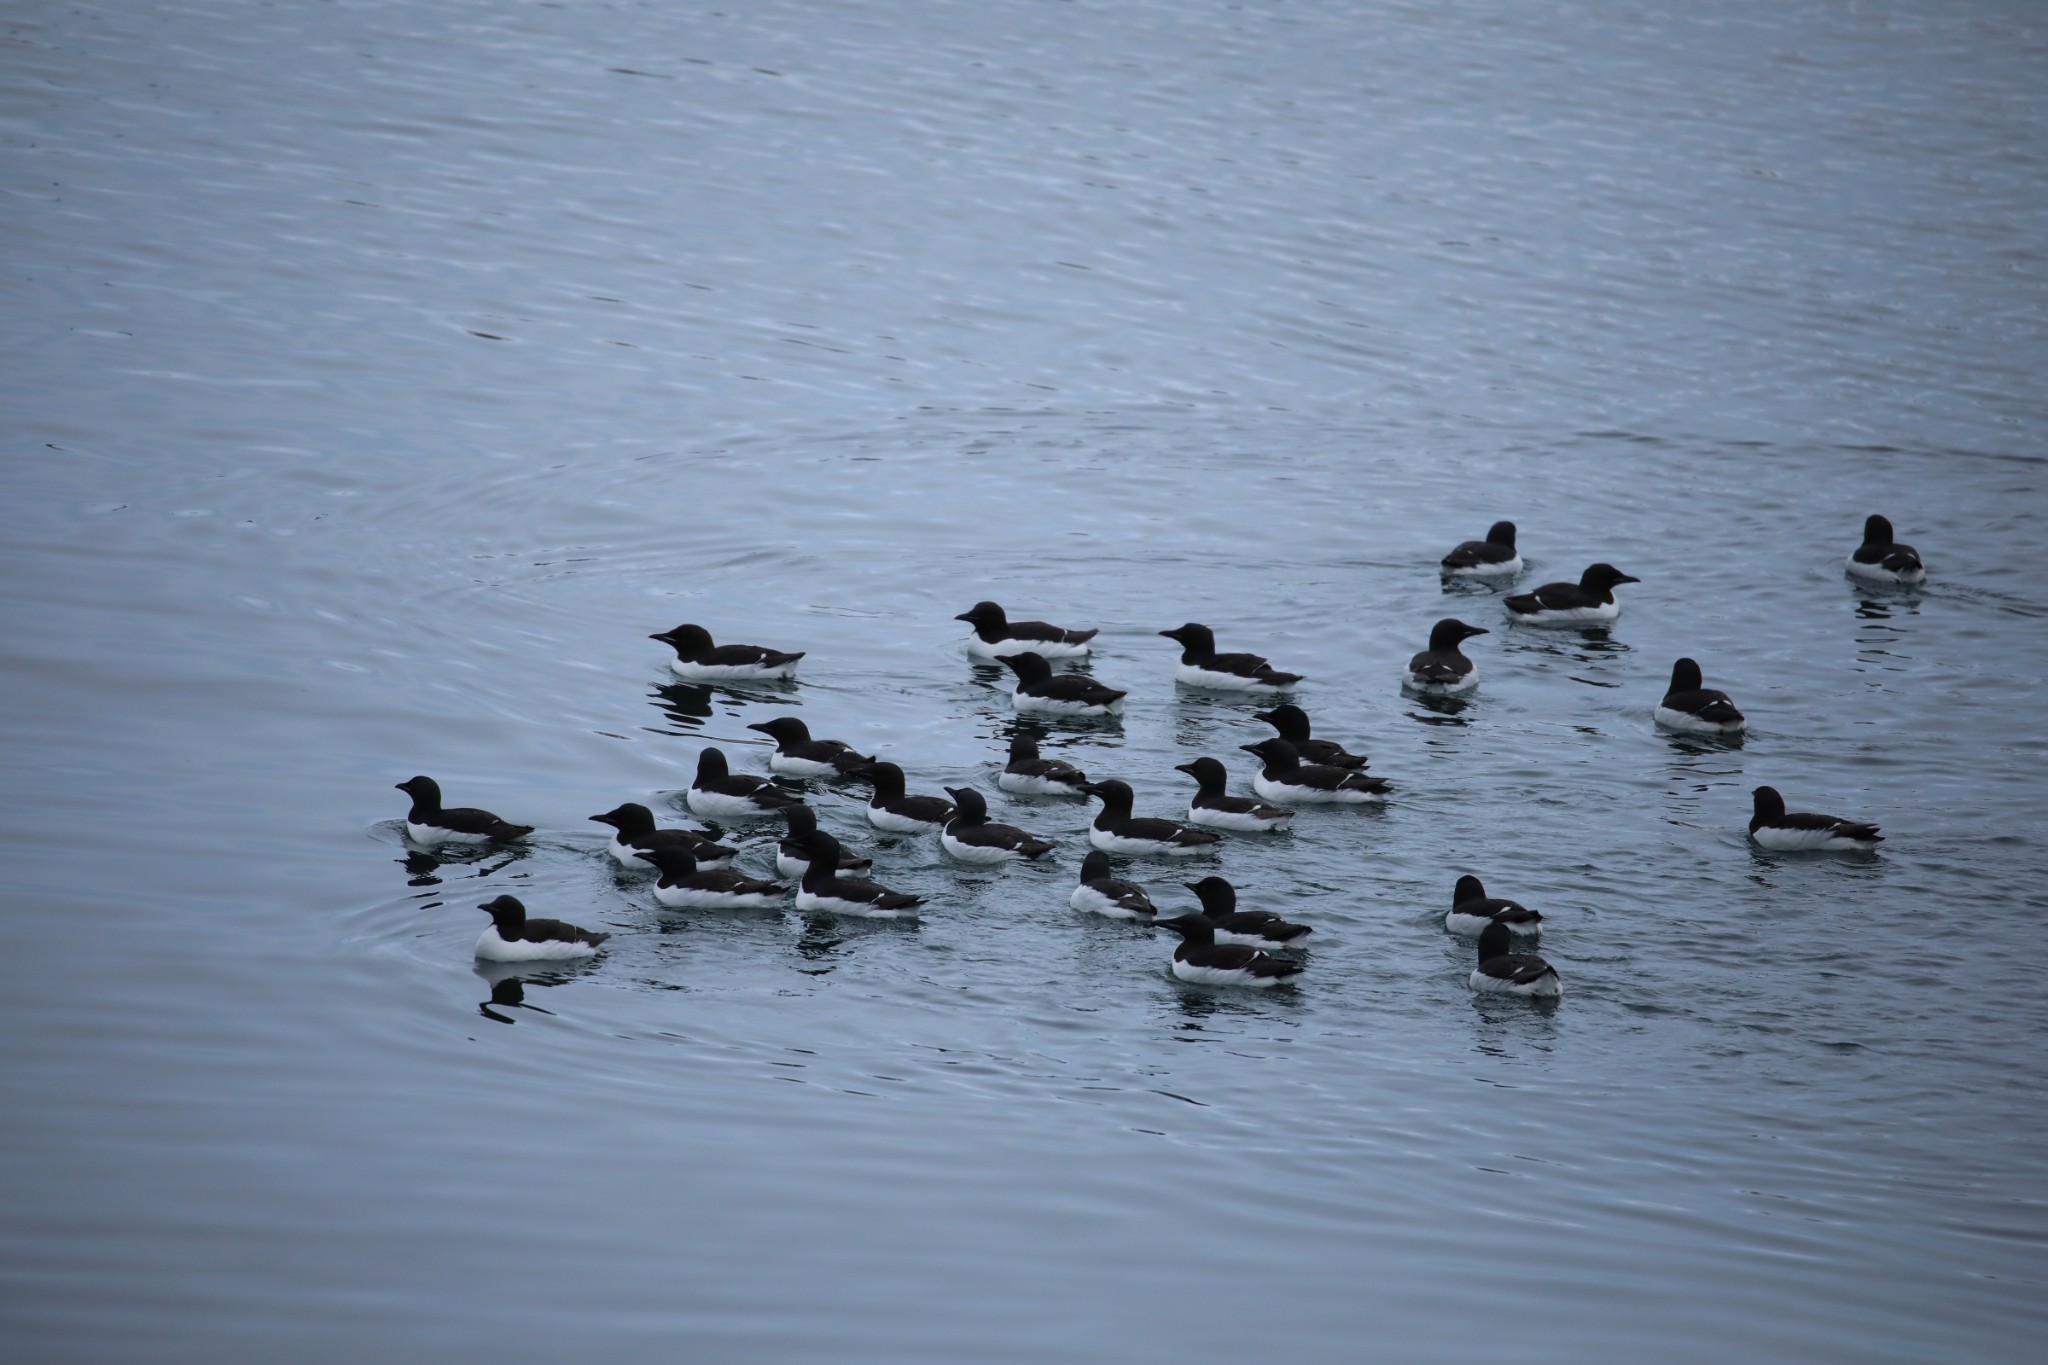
(4, 0), (2047, 1359)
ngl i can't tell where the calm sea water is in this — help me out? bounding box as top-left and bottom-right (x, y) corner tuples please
(4, 1), (2046, 1359)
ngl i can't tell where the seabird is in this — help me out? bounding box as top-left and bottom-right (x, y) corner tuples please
(396, 776), (532, 846)
(1749, 786), (1883, 851)
(1159, 623), (1303, 691)
(1503, 563), (1639, 627)
(1240, 738), (1391, 804)
(1403, 618), (1489, 694)
(954, 601), (1098, 659)
(1154, 913), (1306, 987)
(649, 624), (803, 681)
(474, 895), (608, 961)
(939, 787), (1055, 863)
(589, 801), (737, 870)
(1173, 757), (1295, 832)
(1002, 651), (1127, 716)
(1440, 520), (1523, 576)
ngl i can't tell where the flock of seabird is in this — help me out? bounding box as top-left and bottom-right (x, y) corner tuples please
(397, 513), (1919, 1000)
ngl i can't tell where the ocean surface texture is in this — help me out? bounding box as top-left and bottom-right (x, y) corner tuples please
(3, 1), (2045, 1359)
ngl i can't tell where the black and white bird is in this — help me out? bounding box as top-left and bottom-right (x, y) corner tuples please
(851, 761), (957, 834)
(794, 832), (924, 918)
(474, 895), (609, 961)
(940, 786), (1055, 864)
(648, 623), (803, 681)
(1440, 520), (1522, 577)
(1185, 875), (1313, 948)
(1749, 786), (1883, 852)
(1173, 757), (1295, 832)
(1240, 738), (1391, 804)
(589, 801), (737, 871)
(1403, 618), (1489, 694)
(1083, 779), (1223, 856)
(395, 776), (533, 846)
(686, 747), (804, 819)
(1001, 651), (1127, 716)
(954, 600), (1098, 660)
(775, 805), (871, 880)
(1504, 563), (1639, 627)
(744, 716), (875, 776)
(1846, 514), (1926, 585)
(1469, 920), (1561, 997)
(1154, 913), (1306, 988)
(644, 847), (786, 909)
(997, 734), (1090, 796)
(1070, 850), (1156, 918)
(1443, 874), (1544, 938)
(1159, 623), (1303, 691)
(1655, 658), (1747, 736)
(1250, 704), (1369, 770)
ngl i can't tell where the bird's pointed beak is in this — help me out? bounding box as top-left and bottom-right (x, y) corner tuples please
(952, 611), (974, 622)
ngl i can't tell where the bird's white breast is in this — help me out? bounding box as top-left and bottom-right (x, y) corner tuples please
(968, 635), (1090, 659)
(669, 658), (798, 681)
(407, 821), (491, 846)
(1508, 601), (1619, 626)
(869, 804), (944, 834)
(1175, 663), (1283, 691)
(1654, 704), (1745, 735)
(1185, 804), (1291, 832)
(1013, 688), (1120, 716)
(941, 831), (1020, 864)
(1469, 966), (1561, 997)
(474, 928), (598, 962)
(1170, 958), (1289, 988)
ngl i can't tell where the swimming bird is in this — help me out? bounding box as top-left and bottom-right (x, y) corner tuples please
(643, 847), (786, 909)
(686, 747), (804, 819)
(1503, 563), (1639, 627)
(997, 734), (1089, 796)
(1440, 520), (1522, 576)
(1083, 779), (1224, 856)
(1846, 514), (1925, 585)
(1403, 618), (1489, 694)
(474, 895), (609, 961)
(775, 804), (871, 879)
(954, 600), (1098, 659)
(1655, 658), (1746, 736)
(649, 624), (803, 681)
(1159, 623), (1303, 691)
(940, 786), (1055, 863)
(1184, 875), (1313, 947)
(1469, 919), (1561, 997)
(589, 801), (737, 870)
(1250, 704), (1369, 769)
(1443, 874), (1543, 938)
(1749, 786), (1883, 851)
(395, 776), (533, 846)
(795, 832), (924, 918)
(1173, 757), (1295, 832)
(1240, 738), (1391, 804)
(1001, 651), (1127, 716)
(1154, 913), (1306, 988)
(745, 716), (875, 776)
(851, 761), (957, 834)
(1070, 850), (1156, 918)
